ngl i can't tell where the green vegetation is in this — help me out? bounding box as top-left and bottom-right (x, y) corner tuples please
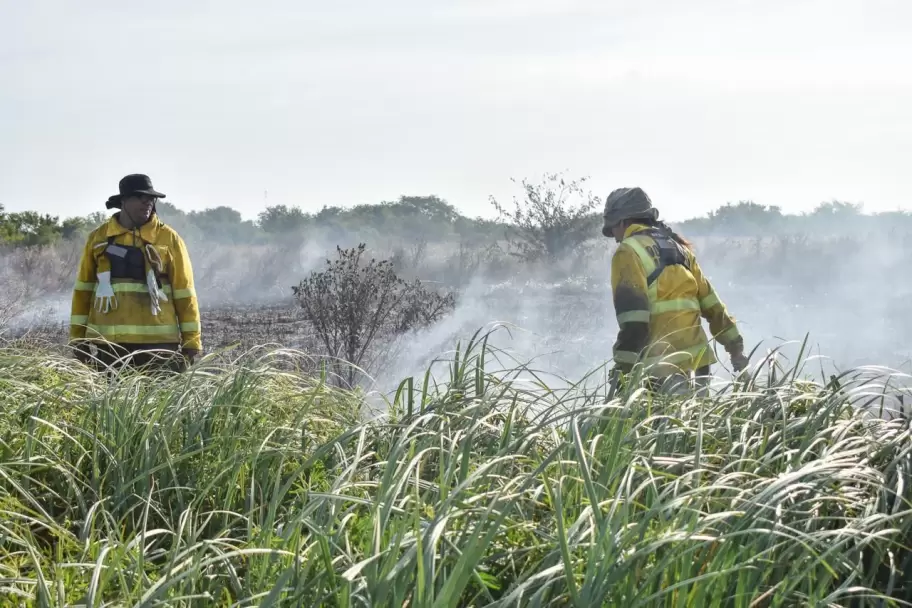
(0, 178), (902, 250)
(0, 203), (105, 247)
(3, 175), (912, 604)
(1, 333), (909, 606)
(0, 196), (503, 249)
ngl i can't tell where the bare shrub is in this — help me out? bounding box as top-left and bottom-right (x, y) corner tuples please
(0, 275), (28, 331)
(292, 243), (456, 387)
(489, 172), (601, 264)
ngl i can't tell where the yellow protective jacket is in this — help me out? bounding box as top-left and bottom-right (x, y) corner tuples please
(69, 214), (202, 351)
(611, 223), (741, 377)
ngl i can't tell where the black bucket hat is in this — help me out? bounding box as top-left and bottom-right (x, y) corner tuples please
(601, 187), (659, 236)
(105, 174), (167, 209)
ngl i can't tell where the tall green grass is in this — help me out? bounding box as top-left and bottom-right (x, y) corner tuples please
(0, 333), (910, 607)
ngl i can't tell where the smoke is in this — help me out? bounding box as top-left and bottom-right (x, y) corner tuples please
(691, 234), (912, 376)
(370, 229), (912, 396)
(185, 236), (341, 307)
(4, 216), (912, 404)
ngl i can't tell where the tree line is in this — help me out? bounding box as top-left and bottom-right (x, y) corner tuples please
(0, 196), (503, 248)
(1, 173), (906, 250)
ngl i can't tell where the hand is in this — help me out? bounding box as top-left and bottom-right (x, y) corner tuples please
(182, 349), (200, 365)
(73, 342), (92, 365)
(730, 351), (749, 373)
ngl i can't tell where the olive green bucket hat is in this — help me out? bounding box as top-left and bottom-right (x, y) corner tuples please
(601, 187), (659, 236)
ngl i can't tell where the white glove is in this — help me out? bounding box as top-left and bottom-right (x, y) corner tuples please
(146, 268), (168, 316)
(94, 271), (118, 314)
(144, 245), (169, 316)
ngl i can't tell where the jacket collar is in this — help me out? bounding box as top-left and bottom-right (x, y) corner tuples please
(105, 213), (163, 242)
(622, 222), (650, 240)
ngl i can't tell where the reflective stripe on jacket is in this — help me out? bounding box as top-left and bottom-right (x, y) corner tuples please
(69, 214), (202, 351)
(611, 223), (741, 377)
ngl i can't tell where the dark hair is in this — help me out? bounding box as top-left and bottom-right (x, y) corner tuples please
(631, 217), (693, 249)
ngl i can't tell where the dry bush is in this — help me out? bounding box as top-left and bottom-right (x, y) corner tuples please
(292, 243), (456, 387)
(0, 243), (76, 331)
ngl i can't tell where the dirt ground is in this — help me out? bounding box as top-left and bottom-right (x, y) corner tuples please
(6, 301), (317, 354)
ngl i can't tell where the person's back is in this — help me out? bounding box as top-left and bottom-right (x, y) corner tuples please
(603, 187), (747, 390)
(614, 222), (740, 376)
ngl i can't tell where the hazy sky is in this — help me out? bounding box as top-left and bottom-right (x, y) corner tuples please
(2, 0), (910, 221)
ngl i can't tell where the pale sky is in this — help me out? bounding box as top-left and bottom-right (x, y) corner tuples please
(2, 0), (911, 222)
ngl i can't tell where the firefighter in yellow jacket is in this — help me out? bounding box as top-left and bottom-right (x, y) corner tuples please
(69, 174), (201, 371)
(602, 187), (748, 393)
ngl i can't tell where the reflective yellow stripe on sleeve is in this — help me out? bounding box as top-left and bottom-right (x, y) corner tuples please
(173, 287), (196, 299)
(617, 310), (650, 324)
(718, 326), (741, 342)
(70, 315), (89, 325)
(700, 293), (721, 309)
(614, 350), (640, 365)
(180, 321), (200, 332)
(74, 281), (96, 291)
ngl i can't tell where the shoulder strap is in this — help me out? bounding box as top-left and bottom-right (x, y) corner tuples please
(627, 228), (691, 286)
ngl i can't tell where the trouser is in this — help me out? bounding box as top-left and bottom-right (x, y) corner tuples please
(90, 342), (187, 375)
(647, 365), (711, 397)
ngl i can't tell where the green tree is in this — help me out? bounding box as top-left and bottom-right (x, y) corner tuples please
(61, 216), (94, 240)
(153, 201), (204, 243)
(0, 204), (11, 242)
(189, 206), (260, 243)
(397, 195), (459, 223)
(711, 201), (782, 234)
(0, 211), (62, 246)
(85, 211), (109, 228)
(679, 201), (784, 236)
(258, 205), (311, 234)
(811, 200), (862, 216)
(155, 201), (188, 221)
(339, 196), (461, 243)
(190, 206), (243, 225)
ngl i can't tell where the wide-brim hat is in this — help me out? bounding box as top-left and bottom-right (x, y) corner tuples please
(106, 174), (167, 209)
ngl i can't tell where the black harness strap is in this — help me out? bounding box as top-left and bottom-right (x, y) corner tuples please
(105, 234), (167, 287)
(640, 228), (691, 286)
